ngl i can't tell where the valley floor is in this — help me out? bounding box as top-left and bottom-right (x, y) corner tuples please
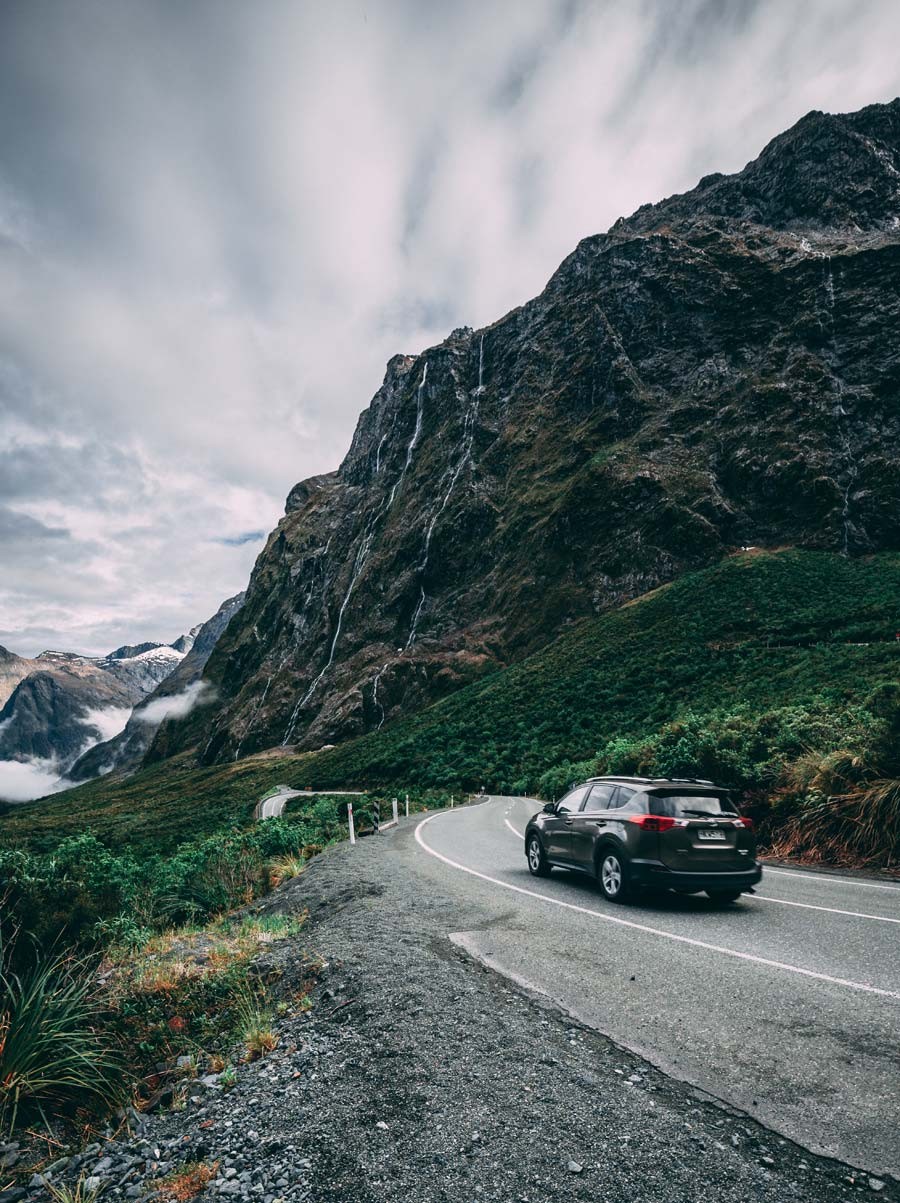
(24, 803), (898, 1203)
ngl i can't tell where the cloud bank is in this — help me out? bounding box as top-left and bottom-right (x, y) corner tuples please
(2, 0), (900, 655)
(0, 757), (72, 803)
(134, 681), (215, 726)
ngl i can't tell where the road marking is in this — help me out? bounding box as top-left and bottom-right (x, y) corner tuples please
(762, 866), (900, 893)
(416, 810), (900, 1000)
(503, 818), (899, 925)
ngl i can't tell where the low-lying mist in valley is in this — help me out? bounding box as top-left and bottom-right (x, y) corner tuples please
(0, 703), (132, 803)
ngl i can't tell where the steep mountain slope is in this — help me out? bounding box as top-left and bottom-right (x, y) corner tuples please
(69, 592), (245, 780)
(298, 548), (900, 790)
(167, 98), (900, 766)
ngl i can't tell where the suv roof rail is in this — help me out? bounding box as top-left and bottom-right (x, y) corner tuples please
(584, 774), (719, 787)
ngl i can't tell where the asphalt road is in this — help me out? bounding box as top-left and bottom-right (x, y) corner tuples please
(413, 795), (900, 1178)
(256, 786), (365, 819)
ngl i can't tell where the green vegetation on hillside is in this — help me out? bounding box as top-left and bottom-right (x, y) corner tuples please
(0, 752), (322, 854)
(302, 550), (900, 795)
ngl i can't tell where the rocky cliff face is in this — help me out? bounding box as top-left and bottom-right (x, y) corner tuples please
(0, 646), (38, 707)
(173, 99), (900, 766)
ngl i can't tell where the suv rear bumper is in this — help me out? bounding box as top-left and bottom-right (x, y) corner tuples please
(630, 859), (762, 892)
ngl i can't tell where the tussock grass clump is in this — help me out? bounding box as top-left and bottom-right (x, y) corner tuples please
(0, 934), (123, 1135)
(156, 1160), (220, 1201)
(47, 1178), (105, 1203)
(770, 777), (900, 866)
(234, 989), (278, 1060)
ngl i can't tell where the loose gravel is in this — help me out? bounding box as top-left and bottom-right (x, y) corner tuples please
(17, 819), (899, 1203)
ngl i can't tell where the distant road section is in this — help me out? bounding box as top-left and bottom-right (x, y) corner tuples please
(255, 785), (366, 820)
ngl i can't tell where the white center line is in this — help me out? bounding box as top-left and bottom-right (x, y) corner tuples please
(416, 809), (900, 1000)
(503, 816), (899, 925)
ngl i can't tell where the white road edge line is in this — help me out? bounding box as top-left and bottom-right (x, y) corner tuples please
(762, 866), (900, 893)
(417, 809), (900, 1000)
(502, 818), (900, 926)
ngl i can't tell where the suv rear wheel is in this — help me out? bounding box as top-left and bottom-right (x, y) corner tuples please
(527, 834), (551, 877)
(597, 849), (630, 903)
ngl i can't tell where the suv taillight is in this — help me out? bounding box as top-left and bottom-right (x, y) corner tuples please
(733, 816), (754, 831)
(629, 814), (677, 832)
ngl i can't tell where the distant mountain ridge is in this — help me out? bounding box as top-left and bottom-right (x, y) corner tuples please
(68, 592), (245, 781)
(0, 597), (243, 797)
(121, 99), (900, 765)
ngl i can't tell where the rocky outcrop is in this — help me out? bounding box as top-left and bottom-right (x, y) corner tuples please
(169, 98), (900, 764)
(0, 645), (38, 707)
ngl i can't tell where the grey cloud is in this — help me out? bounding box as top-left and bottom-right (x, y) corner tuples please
(1, 0), (899, 656)
(0, 506), (68, 542)
(216, 531), (266, 547)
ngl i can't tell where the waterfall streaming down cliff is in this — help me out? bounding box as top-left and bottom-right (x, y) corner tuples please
(283, 362), (431, 740)
(406, 348), (483, 648)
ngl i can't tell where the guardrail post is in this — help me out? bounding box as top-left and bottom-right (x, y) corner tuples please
(348, 802), (356, 845)
(392, 797), (399, 825)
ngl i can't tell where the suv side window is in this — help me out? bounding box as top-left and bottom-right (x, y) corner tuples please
(609, 785), (636, 809)
(557, 785), (589, 814)
(585, 783), (615, 810)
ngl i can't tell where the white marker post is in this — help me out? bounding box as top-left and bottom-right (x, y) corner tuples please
(405, 794), (409, 818)
(450, 794), (455, 808)
(392, 797), (399, 825)
(348, 802), (356, 846)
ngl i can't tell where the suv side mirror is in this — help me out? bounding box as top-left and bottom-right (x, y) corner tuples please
(543, 802), (557, 814)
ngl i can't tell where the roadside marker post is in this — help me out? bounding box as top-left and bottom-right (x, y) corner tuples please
(392, 797), (399, 825)
(374, 798), (380, 834)
(450, 795), (455, 808)
(348, 802), (356, 846)
(405, 794), (409, 818)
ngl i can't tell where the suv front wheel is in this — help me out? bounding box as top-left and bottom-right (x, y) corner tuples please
(597, 849), (631, 903)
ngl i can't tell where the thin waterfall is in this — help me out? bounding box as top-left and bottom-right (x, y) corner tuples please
(406, 349), (482, 648)
(282, 361), (430, 740)
(387, 364), (427, 511)
(822, 257), (855, 555)
(371, 662), (389, 729)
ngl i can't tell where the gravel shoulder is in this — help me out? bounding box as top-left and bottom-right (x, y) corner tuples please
(19, 813), (898, 1203)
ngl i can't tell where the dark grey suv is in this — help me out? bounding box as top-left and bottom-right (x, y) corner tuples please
(524, 776), (761, 903)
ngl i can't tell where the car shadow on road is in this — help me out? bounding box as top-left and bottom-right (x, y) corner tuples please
(518, 866), (758, 918)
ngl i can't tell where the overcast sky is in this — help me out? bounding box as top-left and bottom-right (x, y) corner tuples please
(2, 0), (899, 657)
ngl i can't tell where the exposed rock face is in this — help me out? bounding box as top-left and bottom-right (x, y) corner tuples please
(0, 645), (38, 707)
(174, 99), (900, 765)
(70, 593), (245, 780)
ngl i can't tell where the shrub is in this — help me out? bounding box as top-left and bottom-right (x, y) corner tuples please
(0, 932), (123, 1134)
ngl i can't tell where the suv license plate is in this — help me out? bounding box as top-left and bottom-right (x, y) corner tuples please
(697, 829), (726, 841)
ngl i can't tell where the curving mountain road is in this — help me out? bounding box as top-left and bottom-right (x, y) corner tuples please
(412, 796), (900, 1178)
(256, 786), (366, 819)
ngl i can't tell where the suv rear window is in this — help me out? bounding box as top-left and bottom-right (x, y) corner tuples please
(649, 792), (738, 818)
